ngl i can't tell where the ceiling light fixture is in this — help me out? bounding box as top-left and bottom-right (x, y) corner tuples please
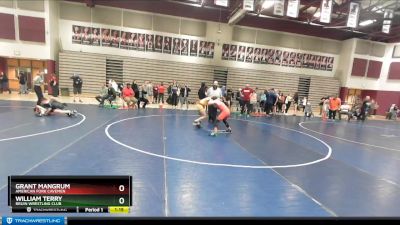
(359, 19), (376, 26)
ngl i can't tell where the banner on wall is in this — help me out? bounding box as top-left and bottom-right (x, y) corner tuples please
(229, 45), (238, 61)
(222, 44), (229, 60)
(81, 27), (91, 45)
(163, 36), (172, 54)
(91, 28), (100, 46)
(72, 25), (82, 44)
(181, 38), (189, 56)
(346, 2), (360, 28)
(111, 30), (120, 48)
(382, 9), (394, 34)
(101, 28), (111, 47)
(172, 38), (181, 55)
(220, 43), (334, 71)
(146, 34), (154, 52)
(320, 0), (333, 23)
(214, 0), (228, 7)
(137, 33), (145, 51)
(273, 0), (285, 16)
(206, 42), (215, 58)
(190, 40), (198, 56)
(154, 35), (163, 53)
(286, 0), (300, 18)
(243, 0), (254, 11)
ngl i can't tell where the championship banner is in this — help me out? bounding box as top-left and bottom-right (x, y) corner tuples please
(320, 0), (333, 23)
(273, 0), (285, 16)
(382, 9), (394, 34)
(214, 0), (228, 7)
(286, 0), (300, 18)
(243, 0), (254, 11)
(346, 2), (360, 28)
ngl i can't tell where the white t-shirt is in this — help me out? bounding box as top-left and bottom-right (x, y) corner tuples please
(207, 87), (222, 99)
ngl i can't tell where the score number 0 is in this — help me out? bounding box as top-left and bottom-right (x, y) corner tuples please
(119, 185), (125, 205)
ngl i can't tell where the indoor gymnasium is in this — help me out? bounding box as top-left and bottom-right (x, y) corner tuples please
(0, 0), (400, 219)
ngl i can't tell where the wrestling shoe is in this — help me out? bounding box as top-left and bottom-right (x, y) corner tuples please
(72, 110), (78, 116)
(226, 128), (232, 133)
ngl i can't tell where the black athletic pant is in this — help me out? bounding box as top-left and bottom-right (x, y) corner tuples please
(138, 97), (149, 108)
(285, 102), (291, 113)
(208, 105), (217, 123)
(241, 100), (251, 114)
(158, 93), (164, 103)
(34, 85), (44, 105)
(329, 110), (337, 119)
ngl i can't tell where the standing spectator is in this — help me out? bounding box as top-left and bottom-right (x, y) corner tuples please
(240, 84), (254, 116)
(301, 97), (308, 112)
(131, 80), (140, 100)
(171, 82), (179, 109)
(293, 92), (299, 116)
(153, 83), (158, 104)
(319, 97), (326, 115)
(180, 83), (191, 110)
(49, 73), (59, 97)
(198, 82), (207, 99)
(206, 81), (222, 122)
(18, 72), (28, 94)
(360, 96), (371, 121)
(147, 81), (154, 104)
(329, 94), (341, 120)
(0, 72), (11, 94)
(226, 88), (234, 110)
(158, 82), (166, 104)
(285, 93), (292, 114)
(33, 72), (45, 105)
(70, 73), (83, 102)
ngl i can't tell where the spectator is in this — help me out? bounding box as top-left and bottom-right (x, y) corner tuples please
(70, 73), (83, 103)
(329, 94), (341, 120)
(158, 82), (166, 104)
(98, 83), (117, 107)
(49, 73), (59, 97)
(147, 81), (154, 104)
(122, 83), (137, 109)
(293, 92), (299, 115)
(240, 84), (254, 116)
(198, 82), (207, 99)
(18, 72), (28, 94)
(180, 83), (191, 110)
(137, 83), (149, 109)
(95, 83), (108, 106)
(170, 81), (179, 109)
(285, 93), (292, 114)
(153, 83), (158, 104)
(131, 80), (140, 100)
(360, 96), (371, 121)
(0, 72), (11, 94)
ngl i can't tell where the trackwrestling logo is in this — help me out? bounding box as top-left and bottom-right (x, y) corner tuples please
(2, 217), (64, 225)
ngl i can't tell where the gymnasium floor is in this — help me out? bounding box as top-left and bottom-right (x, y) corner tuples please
(0, 99), (400, 217)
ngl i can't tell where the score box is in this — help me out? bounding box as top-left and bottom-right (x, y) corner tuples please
(8, 176), (132, 213)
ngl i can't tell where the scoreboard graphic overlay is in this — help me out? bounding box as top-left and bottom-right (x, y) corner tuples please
(8, 176), (132, 214)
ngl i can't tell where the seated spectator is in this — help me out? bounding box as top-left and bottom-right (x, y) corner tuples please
(95, 83), (108, 104)
(97, 83), (117, 107)
(122, 83), (137, 109)
(387, 104), (399, 120)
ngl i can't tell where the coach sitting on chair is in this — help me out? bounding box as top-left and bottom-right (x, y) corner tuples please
(98, 83), (117, 107)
